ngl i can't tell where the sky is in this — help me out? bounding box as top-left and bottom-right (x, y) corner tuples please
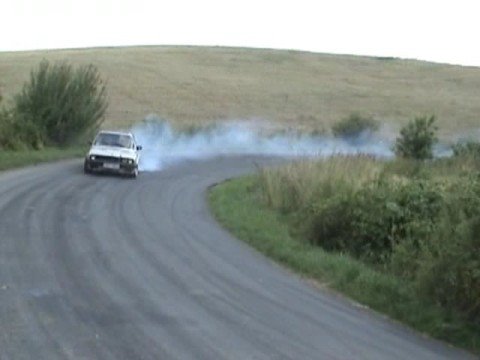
(2, 0), (479, 67)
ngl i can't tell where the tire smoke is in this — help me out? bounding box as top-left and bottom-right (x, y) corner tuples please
(131, 115), (396, 172)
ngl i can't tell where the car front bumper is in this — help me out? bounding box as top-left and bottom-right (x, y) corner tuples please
(85, 157), (137, 174)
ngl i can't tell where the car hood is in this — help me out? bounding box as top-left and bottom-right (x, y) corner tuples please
(88, 146), (137, 159)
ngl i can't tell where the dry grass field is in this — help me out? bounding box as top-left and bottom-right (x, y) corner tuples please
(0, 46), (479, 135)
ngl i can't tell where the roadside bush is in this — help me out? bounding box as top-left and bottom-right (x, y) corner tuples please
(417, 214), (480, 324)
(14, 60), (107, 146)
(452, 141), (480, 158)
(0, 109), (44, 150)
(331, 113), (379, 138)
(310, 178), (443, 263)
(394, 115), (437, 160)
(388, 175), (480, 276)
(0, 109), (13, 149)
(308, 167), (480, 321)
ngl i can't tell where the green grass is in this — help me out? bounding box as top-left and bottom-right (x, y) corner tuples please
(209, 176), (480, 353)
(0, 147), (86, 171)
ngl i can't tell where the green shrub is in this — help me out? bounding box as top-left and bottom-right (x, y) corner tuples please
(394, 115), (437, 160)
(331, 113), (379, 138)
(0, 107), (45, 150)
(452, 141), (480, 158)
(14, 60), (107, 146)
(308, 192), (355, 250)
(0, 109), (12, 149)
(310, 178), (443, 263)
(417, 214), (480, 324)
(309, 169), (480, 322)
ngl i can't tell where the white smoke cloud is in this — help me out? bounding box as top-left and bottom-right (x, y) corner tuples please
(131, 115), (398, 172)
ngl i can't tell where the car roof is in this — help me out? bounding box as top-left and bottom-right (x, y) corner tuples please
(96, 130), (134, 137)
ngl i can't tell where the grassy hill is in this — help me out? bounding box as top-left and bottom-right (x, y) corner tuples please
(1, 46), (479, 135)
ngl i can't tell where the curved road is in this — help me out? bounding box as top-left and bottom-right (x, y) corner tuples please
(0, 157), (474, 360)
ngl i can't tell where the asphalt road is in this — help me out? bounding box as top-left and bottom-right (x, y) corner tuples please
(0, 157), (475, 360)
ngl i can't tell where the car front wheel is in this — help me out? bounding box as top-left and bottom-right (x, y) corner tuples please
(84, 160), (91, 174)
(128, 167), (138, 179)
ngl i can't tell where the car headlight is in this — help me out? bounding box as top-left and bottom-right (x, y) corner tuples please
(121, 158), (134, 164)
(90, 155), (96, 160)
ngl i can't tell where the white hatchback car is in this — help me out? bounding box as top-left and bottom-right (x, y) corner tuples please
(84, 131), (142, 178)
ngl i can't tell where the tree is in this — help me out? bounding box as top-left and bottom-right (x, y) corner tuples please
(14, 60), (108, 146)
(394, 115), (437, 160)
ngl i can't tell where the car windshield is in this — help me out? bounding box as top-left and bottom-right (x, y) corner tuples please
(94, 133), (132, 148)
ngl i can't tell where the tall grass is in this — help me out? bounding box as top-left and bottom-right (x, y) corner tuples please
(259, 156), (382, 211)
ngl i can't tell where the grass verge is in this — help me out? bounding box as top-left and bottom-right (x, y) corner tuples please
(208, 176), (480, 353)
(0, 147), (86, 172)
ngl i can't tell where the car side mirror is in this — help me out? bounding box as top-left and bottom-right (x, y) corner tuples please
(136, 145), (143, 150)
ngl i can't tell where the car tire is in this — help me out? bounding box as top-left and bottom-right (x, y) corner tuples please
(84, 160), (91, 174)
(128, 167), (138, 179)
